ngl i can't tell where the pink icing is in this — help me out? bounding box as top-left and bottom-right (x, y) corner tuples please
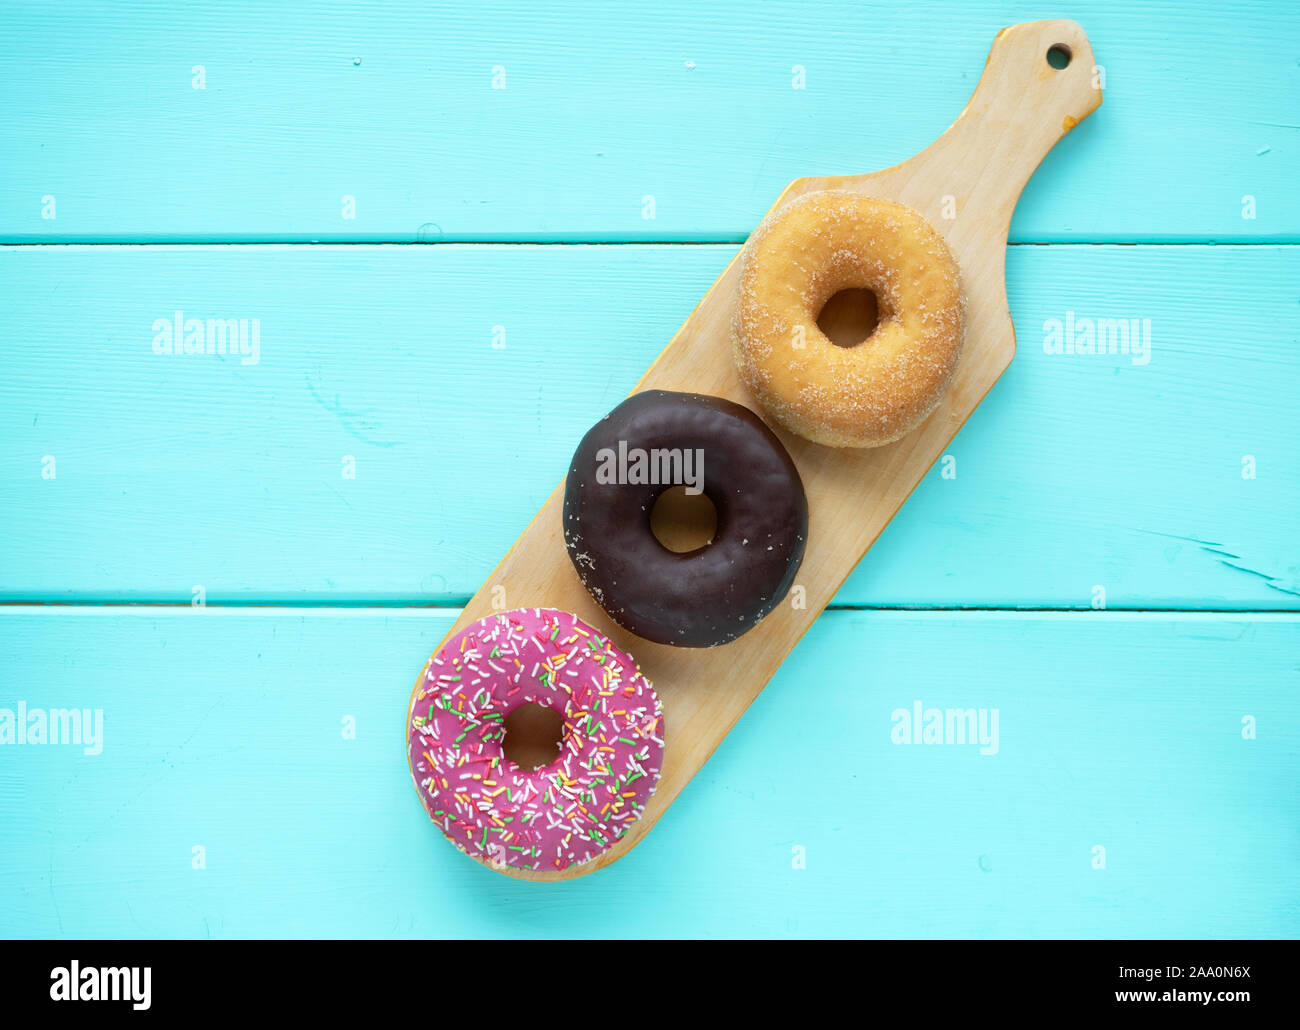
(407, 608), (664, 871)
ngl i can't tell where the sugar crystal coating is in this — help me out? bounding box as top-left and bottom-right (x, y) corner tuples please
(732, 190), (966, 448)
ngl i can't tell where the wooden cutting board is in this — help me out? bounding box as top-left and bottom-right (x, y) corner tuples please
(408, 19), (1102, 880)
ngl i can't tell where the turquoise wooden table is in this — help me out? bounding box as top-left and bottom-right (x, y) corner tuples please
(1, 1), (1297, 938)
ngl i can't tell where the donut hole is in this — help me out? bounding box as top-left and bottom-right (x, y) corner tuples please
(817, 288), (885, 348)
(502, 703), (564, 770)
(650, 485), (718, 553)
(1046, 44), (1072, 70)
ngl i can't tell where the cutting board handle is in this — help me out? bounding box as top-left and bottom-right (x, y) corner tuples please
(798, 20), (1102, 246)
(912, 20), (1103, 222)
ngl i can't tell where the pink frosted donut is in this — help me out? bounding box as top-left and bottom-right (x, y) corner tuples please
(406, 608), (664, 872)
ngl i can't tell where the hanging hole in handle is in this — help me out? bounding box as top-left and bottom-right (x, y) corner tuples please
(1046, 44), (1072, 70)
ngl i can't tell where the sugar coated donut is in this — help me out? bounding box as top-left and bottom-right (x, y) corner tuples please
(407, 608), (664, 871)
(732, 190), (965, 448)
(563, 390), (808, 648)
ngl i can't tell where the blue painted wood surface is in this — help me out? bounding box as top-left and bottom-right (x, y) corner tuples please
(1, 1), (1297, 242)
(1, 244), (1296, 607)
(0, 1), (1296, 939)
(2, 608), (1296, 939)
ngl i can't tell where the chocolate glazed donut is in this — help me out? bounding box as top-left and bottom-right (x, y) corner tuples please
(563, 390), (808, 648)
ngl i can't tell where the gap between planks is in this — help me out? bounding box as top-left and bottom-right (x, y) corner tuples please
(2, 239), (1299, 248)
(0, 604), (1295, 617)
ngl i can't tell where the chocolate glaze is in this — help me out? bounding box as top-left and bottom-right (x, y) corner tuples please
(563, 390), (808, 648)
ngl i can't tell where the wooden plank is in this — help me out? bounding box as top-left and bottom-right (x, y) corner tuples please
(1, 1), (1296, 242)
(2, 242), (1296, 608)
(1, 607), (1295, 936)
